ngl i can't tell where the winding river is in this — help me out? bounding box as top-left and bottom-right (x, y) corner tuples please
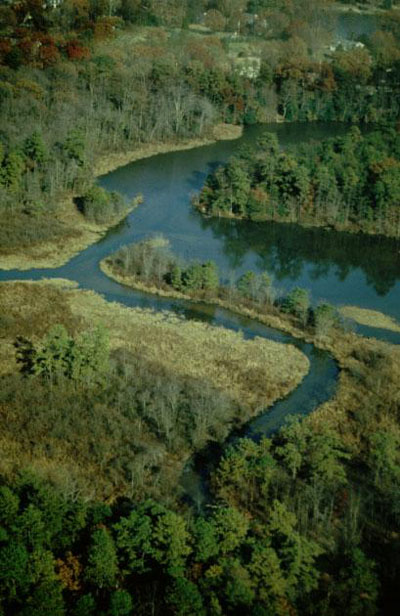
(1, 122), (399, 503)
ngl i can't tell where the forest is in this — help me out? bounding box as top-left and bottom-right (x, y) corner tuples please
(195, 126), (400, 236)
(0, 274), (399, 616)
(1, 1), (400, 615)
(1, 0), (400, 257)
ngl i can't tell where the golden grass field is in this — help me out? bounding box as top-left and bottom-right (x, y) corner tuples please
(0, 279), (308, 412)
(339, 305), (400, 334)
(0, 279), (308, 500)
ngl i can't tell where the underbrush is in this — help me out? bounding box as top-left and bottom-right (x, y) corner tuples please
(0, 212), (74, 252)
(0, 280), (308, 503)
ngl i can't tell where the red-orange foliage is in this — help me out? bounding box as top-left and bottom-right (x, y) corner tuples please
(65, 40), (90, 61)
(38, 36), (60, 67)
(17, 38), (37, 64)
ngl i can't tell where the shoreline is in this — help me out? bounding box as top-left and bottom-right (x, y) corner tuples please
(195, 206), (400, 241)
(0, 198), (140, 272)
(0, 124), (243, 272)
(94, 124), (243, 177)
(99, 257), (400, 455)
(100, 258), (359, 361)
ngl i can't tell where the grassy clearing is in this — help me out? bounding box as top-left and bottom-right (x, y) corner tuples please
(0, 278), (308, 401)
(339, 305), (400, 334)
(0, 279), (308, 501)
(65, 287), (308, 414)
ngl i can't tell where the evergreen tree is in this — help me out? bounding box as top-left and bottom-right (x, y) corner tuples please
(201, 261), (219, 290)
(2, 150), (25, 192)
(85, 528), (118, 589)
(23, 132), (48, 167)
(109, 590), (133, 616)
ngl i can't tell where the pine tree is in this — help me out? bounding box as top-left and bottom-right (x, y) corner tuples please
(24, 132), (48, 167)
(84, 529), (117, 589)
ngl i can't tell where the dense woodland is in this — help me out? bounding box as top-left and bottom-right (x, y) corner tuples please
(1, 0), (400, 249)
(0, 283), (399, 615)
(1, 1), (400, 615)
(196, 126), (400, 235)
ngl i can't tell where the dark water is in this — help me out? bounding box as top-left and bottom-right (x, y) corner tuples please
(3, 122), (399, 324)
(0, 123), (399, 499)
(96, 122), (400, 323)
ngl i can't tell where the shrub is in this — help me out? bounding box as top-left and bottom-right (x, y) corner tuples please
(76, 186), (127, 224)
(281, 287), (310, 325)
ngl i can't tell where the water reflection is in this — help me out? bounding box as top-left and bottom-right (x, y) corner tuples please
(1, 122), (399, 322)
(197, 215), (400, 298)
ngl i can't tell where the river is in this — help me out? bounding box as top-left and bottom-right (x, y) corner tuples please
(0, 123), (399, 498)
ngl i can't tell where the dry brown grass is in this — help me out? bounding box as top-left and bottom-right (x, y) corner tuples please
(0, 279), (309, 410)
(0, 279), (310, 395)
(0, 279), (82, 375)
(71, 293), (308, 413)
(0, 199), (137, 271)
(0, 279), (308, 501)
(339, 305), (400, 334)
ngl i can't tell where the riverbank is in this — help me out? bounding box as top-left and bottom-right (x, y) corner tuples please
(100, 254), (400, 451)
(0, 278), (308, 501)
(93, 124), (243, 177)
(0, 196), (142, 271)
(194, 204), (400, 241)
(0, 124), (243, 272)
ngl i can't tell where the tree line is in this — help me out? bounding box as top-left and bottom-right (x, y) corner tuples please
(195, 126), (400, 237)
(105, 235), (341, 336)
